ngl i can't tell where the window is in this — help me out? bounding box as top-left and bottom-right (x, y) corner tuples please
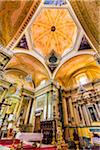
(40, 80), (46, 85)
(76, 73), (88, 85)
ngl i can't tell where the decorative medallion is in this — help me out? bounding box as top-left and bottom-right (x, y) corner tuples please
(46, 50), (60, 72)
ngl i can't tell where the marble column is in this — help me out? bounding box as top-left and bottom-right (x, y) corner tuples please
(62, 96), (69, 142)
(79, 105), (85, 125)
(24, 98), (32, 124)
(82, 105), (91, 126)
(50, 90), (53, 120)
(73, 105), (80, 125)
(46, 92), (49, 120)
(94, 104), (100, 120)
(68, 97), (75, 125)
(29, 99), (34, 124)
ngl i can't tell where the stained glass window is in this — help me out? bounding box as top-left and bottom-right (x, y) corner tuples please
(44, 0), (67, 5)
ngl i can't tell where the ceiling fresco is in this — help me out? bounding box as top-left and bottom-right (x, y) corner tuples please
(30, 8), (77, 56)
(55, 54), (100, 87)
(0, 0), (99, 89)
(0, 0), (41, 47)
(16, 35), (29, 50)
(4, 70), (34, 90)
(78, 36), (91, 50)
(5, 53), (50, 87)
(69, 0), (100, 51)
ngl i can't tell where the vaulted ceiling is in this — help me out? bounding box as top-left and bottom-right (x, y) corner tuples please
(69, 0), (100, 52)
(0, 0), (99, 88)
(0, 0), (41, 47)
(5, 53), (50, 87)
(28, 7), (77, 56)
(55, 54), (100, 87)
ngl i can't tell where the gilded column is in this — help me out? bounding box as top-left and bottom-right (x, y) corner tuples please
(24, 98), (32, 124)
(13, 102), (19, 115)
(0, 88), (8, 102)
(16, 95), (24, 119)
(62, 96), (68, 125)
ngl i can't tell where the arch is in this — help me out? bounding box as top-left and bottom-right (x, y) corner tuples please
(6, 52), (50, 87)
(5, 68), (36, 88)
(54, 52), (100, 87)
(13, 50), (51, 78)
(53, 50), (96, 79)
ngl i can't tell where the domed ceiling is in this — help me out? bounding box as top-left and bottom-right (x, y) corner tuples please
(0, 0), (99, 89)
(29, 7), (77, 56)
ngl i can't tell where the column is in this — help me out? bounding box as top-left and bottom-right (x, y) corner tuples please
(62, 96), (68, 125)
(82, 105), (91, 126)
(94, 104), (100, 120)
(24, 98), (32, 124)
(50, 90), (53, 119)
(16, 95), (24, 119)
(68, 97), (75, 125)
(0, 88), (8, 102)
(79, 106), (85, 125)
(13, 102), (19, 115)
(73, 105), (80, 125)
(46, 92), (49, 120)
(29, 99), (34, 124)
(62, 96), (69, 142)
(31, 98), (36, 131)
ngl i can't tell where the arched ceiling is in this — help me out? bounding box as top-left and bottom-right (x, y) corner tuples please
(0, 0), (99, 90)
(5, 53), (50, 87)
(69, 0), (100, 52)
(3, 69), (34, 90)
(0, 0), (41, 47)
(55, 54), (100, 87)
(29, 7), (77, 56)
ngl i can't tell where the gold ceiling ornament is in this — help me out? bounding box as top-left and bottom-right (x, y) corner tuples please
(31, 8), (77, 56)
(46, 50), (60, 72)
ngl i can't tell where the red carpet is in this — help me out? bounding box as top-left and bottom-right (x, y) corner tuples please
(0, 139), (57, 150)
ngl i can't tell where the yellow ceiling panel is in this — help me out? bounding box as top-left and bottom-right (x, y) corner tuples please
(6, 53), (50, 87)
(31, 8), (77, 56)
(55, 54), (100, 87)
